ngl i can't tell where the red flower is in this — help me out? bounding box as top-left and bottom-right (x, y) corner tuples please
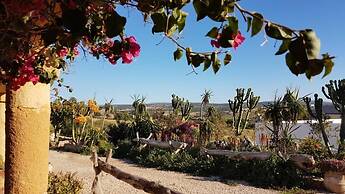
(232, 31), (245, 50)
(73, 46), (79, 56)
(121, 51), (133, 64)
(58, 47), (68, 58)
(10, 55), (40, 90)
(210, 40), (220, 48)
(126, 36), (140, 57)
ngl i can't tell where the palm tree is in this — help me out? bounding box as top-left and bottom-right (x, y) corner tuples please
(200, 90), (212, 120)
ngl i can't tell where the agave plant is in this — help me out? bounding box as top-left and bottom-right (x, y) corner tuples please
(264, 89), (305, 154)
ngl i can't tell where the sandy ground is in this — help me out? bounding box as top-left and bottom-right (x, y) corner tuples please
(49, 150), (279, 194)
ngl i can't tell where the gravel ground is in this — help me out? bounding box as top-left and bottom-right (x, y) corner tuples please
(49, 150), (279, 194)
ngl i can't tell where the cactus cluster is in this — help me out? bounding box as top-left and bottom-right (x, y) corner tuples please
(132, 95), (148, 119)
(304, 94), (333, 156)
(228, 88), (260, 136)
(171, 94), (193, 121)
(322, 79), (345, 154)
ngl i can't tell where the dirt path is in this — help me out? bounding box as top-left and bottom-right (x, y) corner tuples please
(49, 150), (278, 194)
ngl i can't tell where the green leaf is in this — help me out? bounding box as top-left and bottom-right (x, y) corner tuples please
(206, 27), (219, 39)
(223, 53), (232, 65)
(285, 52), (299, 76)
(275, 39), (291, 55)
(305, 59), (324, 79)
(212, 59), (221, 74)
(289, 37), (308, 63)
(191, 54), (205, 67)
(193, 0), (207, 21)
(227, 16), (238, 34)
(265, 22), (292, 40)
(151, 12), (167, 34)
(246, 17), (252, 32)
(105, 11), (126, 38)
(177, 11), (187, 32)
(173, 48), (183, 61)
(301, 29), (320, 60)
(218, 26), (233, 48)
(211, 52), (220, 73)
(203, 57), (211, 71)
(322, 54), (334, 78)
(185, 47), (192, 65)
(251, 13), (264, 37)
(211, 52), (217, 64)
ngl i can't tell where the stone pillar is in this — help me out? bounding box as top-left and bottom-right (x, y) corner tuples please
(0, 84), (5, 165)
(5, 83), (50, 193)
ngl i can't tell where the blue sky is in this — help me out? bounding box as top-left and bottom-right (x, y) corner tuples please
(59, 0), (345, 104)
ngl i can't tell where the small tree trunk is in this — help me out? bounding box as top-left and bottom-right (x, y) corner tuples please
(236, 104), (244, 135)
(0, 84), (5, 164)
(319, 123), (333, 157)
(5, 83), (50, 193)
(339, 111), (345, 154)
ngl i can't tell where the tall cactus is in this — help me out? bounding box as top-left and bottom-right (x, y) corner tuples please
(171, 94), (193, 121)
(181, 99), (193, 121)
(304, 94), (333, 156)
(322, 79), (345, 154)
(228, 88), (260, 136)
(171, 94), (182, 115)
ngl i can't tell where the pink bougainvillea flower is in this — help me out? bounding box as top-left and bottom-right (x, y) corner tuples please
(210, 40), (220, 48)
(10, 55), (40, 90)
(232, 31), (245, 50)
(58, 47), (68, 58)
(126, 36), (137, 43)
(125, 36), (141, 57)
(106, 39), (114, 47)
(129, 42), (140, 57)
(121, 51), (133, 64)
(73, 46), (79, 56)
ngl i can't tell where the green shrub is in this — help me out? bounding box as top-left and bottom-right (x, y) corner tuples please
(298, 137), (329, 161)
(97, 139), (113, 156)
(113, 140), (134, 158)
(48, 172), (83, 194)
(107, 122), (132, 145)
(124, 147), (306, 188)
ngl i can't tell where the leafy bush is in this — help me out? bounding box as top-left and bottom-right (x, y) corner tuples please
(319, 159), (345, 173)
(48, 172), (83, 194)
(107, 122), (132, 145)
(298, 137), (329, 161)
(97, 139), (113, 156)
(113, 140), (134, 158)
(120, 147), (306, 188)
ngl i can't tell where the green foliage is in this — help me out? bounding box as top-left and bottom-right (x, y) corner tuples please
(251, 13), (264, 37)
(107, 122), (132, 145)
(298, 137), (329, 161)
(113, 140), (134, 159)
(264, 89), (305, 154)
(322, 79), (345, 154)
(303, 94), (333, 157)
(105, 11), (126, 38)
(121, 147), (306, 188)
(47, 172), (83, 194)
